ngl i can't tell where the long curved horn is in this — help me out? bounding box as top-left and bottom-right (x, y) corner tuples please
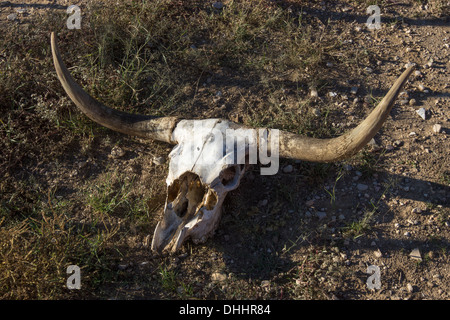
(53, 32), (413, 162)
(51, 32), (178, 144)
(275, 66), (414, 162)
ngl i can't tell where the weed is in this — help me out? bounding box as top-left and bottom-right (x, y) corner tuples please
(324, 168), (345, 206)
(159, 265), (178, 292)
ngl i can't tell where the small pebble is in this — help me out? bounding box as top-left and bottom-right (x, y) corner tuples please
(409, 98), (416, 106)
(118, 264), (128, 271)
(406, 283), (414, 293)
(153, 156), (166, 165)
(7, 13), (17, 21)
(211, 272), (227, 282)
(315, 211), (327, 220)
(283, 164), (293, 173)
(357, 183), (368, 191)
(374, 249), (383, 258)
(416, 108), (426, 120)
(393, 140), (403, 147)
(212, 2), (224, 10)
(432, 124), (442, 133)
(409, 248), (422, 261)
(110, 146), (125, 158)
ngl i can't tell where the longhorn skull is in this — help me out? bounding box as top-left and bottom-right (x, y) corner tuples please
(51, 33), (414, 253)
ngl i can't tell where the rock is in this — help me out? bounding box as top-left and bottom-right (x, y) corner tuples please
(283, 164), (293, 173)
(7, 13), (17, 21)
(409, 98), (416, 106)
(110, 146), (125, 158)
(406, 283), (414, 293)
(343, 164), (352, 171)
(409, 248), (422, 261)
(328, 91), (337, 98)
(374, 249), (383, 258)
(368, 138), (380, 151)
(15, 8), (27, 14)
(416, 108), (427, 120)
(414, 70), (422, 77)
(212, 2), (224, 10)
(404, 231), (411, 237)
(357, 183), (369, 191)
(211, 271), (227, 282)
(411, 208), (422, 214)
(153, 156), (166, 165)
(417, 84), (426, 92)
(310, 88), (318, 98)
(326, 62), (334, 67)
(350, 86), (358, 95)
(432, 124), (442, 133)
(118, 264), (128, 270)
(315, 211), (327, 220)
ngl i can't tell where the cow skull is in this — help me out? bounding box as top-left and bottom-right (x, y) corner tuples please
(152, 119), (250, 252)
(51, 32), (414, 253)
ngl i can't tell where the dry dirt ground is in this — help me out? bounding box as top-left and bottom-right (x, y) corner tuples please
(1, 0), (449, 300)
